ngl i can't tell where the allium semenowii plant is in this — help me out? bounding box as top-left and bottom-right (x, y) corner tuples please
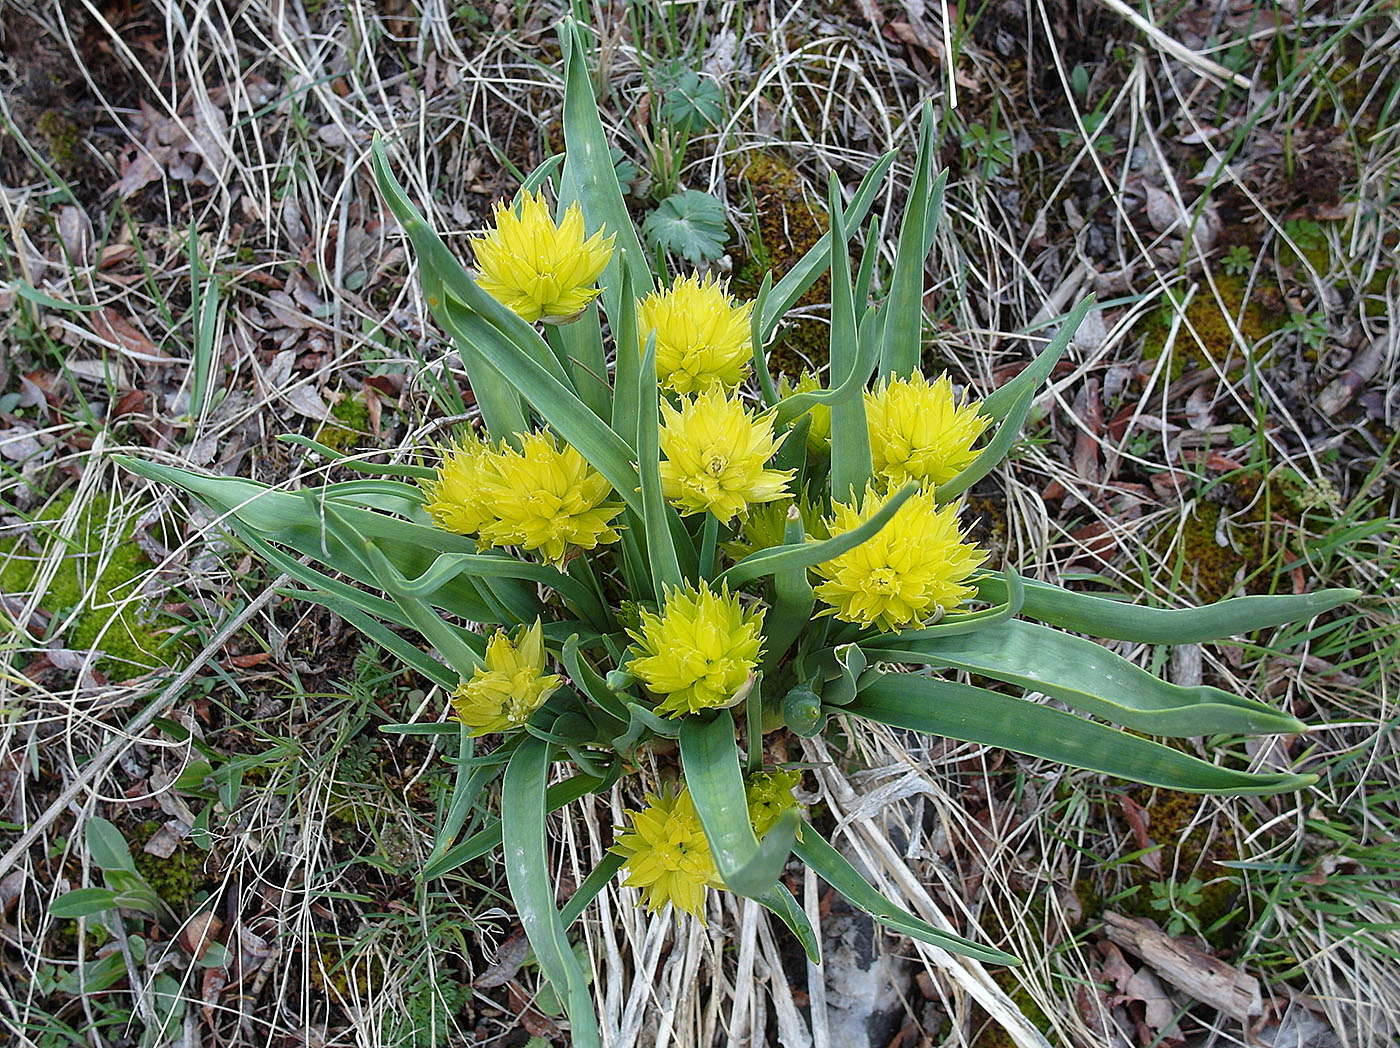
(119, 19), (1360, 1048)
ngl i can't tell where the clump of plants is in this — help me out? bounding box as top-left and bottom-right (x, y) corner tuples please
(117, 20), (1355, 1047)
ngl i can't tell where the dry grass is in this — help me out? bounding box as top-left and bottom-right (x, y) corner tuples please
(1, 1), (1397, 1046)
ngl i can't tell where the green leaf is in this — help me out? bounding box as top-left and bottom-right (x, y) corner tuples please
(879, 102), (937, 379)
(754, 884), (821, 964)
(678, 710), (797, 898)
(14, 280), (102, 312)
(611, 264), (642, 452)
(761, 152), (898, 341)
(938, 296), (1096, 501)
(439, 292), (643, 516)
(560, 853), (627, 928)
(848, 673), (1317, 794)
(793, 824), (1018, 965)
(501, 739), (601, 1048)
(49, 887), (121, 919)
(761, 506), (816, 674)
(868, 619), (1306, 736)
(86, 818), (138, 873)
(825, 175), (872, 504)
(974, 574), (1360, 644)
(642, 190), (728, 265)
(557, 18), (652, 320)
(637, 334), (684, 594)
(714, 483), (918, 590)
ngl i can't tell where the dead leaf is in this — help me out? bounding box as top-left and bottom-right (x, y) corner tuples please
(92, 308), (172, 364)
(58, 206), (92, 266)
(473, 930), (530, 989)
(110, 147), (168, 198)
(178, 911), (224, 961)
(1123, 967), (1183, 1043)
(1119, 795), (1161, 875)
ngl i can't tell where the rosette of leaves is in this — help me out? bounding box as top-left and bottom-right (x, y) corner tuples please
(119, 19), (1357, 1048)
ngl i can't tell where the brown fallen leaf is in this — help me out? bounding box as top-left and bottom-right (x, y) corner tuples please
(92, 308), (172, 364)
(1103, 912), (1262, 1020)
(474, 930), (530, 989)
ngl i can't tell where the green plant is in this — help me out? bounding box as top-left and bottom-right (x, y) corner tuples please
(1222, 244), (1255, 275)
(642, 188), (729, 264)
(119, 19), (1358, 1048)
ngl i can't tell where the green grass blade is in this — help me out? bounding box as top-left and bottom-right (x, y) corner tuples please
(501, 738), (601, 1048)
(793, 823), (1018, 965)
(849, 673), (1317, 794)
(825, 175), (871, 504)
(557, 18), (652, 320)
(879, 102), (935, 379)
(637, 334), (684, 593)
(760, 151), (898, 340)
(714, 483), (917, 590)
(438, 292), (642, 515)
(938, 296), (1095, 501)
(868, 619), (1306, 736)
(973, 573), (1361, 643)
(751, 271), (780, 407)
(678, 710), (796, 899)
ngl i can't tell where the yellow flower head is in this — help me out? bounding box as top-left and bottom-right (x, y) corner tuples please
(867, 373), (990, 489)
(471, 190), (614, 323)
(424, 434), (497, 537)
(745, 770), (802, 838)
(814, 485), (988, 632)
(449, 619), (562, 736)
(637, 273), (753, 394)
(611, 787), (719, 918)
(659, 389), (793, 524)
(426, 431), (624, 565)
(777, 371), (832, 456)
(628, 580), (764, 717)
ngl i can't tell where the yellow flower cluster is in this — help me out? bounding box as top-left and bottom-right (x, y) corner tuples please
(638, 273), (753, 394)
(472, 190), (614, 323)
(611, 772), (801, 919)
(866, 372), (989, 489)
(449, 620), (562, 736)
(425, 431), (624, 565)
(627, 580), (764, 717)
(659, 389), (792, 524)
(814, 485), (987, 632)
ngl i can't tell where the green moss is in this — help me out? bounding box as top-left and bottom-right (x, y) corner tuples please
(727, 152), (831, 377)
(1139, 272), (1284, 381)
(0, 491), (186, 680)
(131, 821), (210, 911)
(317, 393), (373, 451)
(35, 110), (82, 170)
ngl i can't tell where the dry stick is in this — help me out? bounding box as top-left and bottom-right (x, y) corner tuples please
(1090, 0), (1253, 90)
(0, 574), (289, 881)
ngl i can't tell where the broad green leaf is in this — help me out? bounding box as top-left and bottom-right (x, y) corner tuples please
(501, 738), (601, 1048)
(938, 296), (1095, 501)
(793, 824), (1018, 965)
(49, 888), (121, 919)
(637, 334), (683, 594)
(85, 818), (138, 873)
(554, 303), (611, 418)
(439, 292), (643, 516)
(643, 190), (728, 264)
(361, 541), (487, 677)
(678, 710), (797, 898)
(714, 483), (917, 590)
(761, 152), (898, 340)
(611, 264), (642, 451)
(557, 18), (652, 319)
(849, 673), (1317, 794)
(974, 573), (1360, 644)
(868, 618), (1306, 736)
(879, 102), (936, 379)
(826, 175), (872, 504)
(754, 884), (821, 964)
